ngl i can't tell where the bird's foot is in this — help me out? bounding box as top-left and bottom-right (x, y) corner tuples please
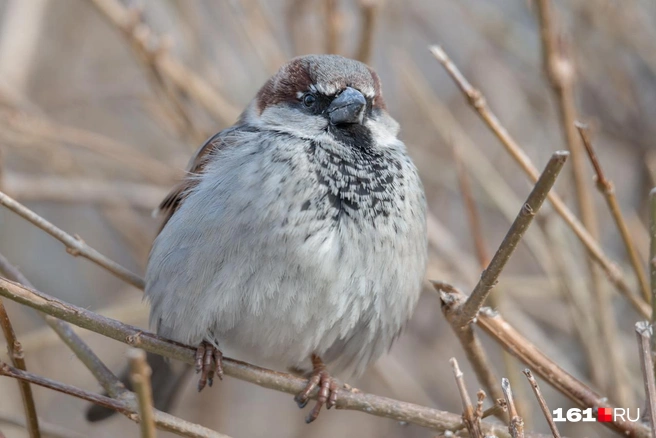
(293, 355), (338, 423)
(195, 341), (224, 391)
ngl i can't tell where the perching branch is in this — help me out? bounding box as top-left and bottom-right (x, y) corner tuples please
(0, 276), (518, 438)
(429, 44), (650, 319)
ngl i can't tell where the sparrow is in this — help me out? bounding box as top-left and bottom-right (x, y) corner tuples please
(88, 54), (427, 424)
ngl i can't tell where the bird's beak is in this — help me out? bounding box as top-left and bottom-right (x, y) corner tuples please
(327, 87), (366, 125)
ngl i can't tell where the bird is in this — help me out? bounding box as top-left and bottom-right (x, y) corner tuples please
(87, 54), (427, 424)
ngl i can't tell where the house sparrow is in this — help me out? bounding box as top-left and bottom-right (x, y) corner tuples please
(89, 54), (427, 423)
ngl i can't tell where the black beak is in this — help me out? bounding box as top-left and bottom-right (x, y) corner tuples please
(327, 87), (366, 125)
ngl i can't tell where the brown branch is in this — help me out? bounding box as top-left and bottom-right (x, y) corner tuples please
(129, 349), (156, 438)
(650, 189), (656, 350)
(0, 191), (144, 289)
(0, 362), (230, 438)
(502, 378), (525, 438)
(0, 276), (519, 438)
(355, 0), (378, 64)
(324, 0), (340, 54)
(635, 322), (656, 438)
(429, 44), (650, 319)
(435, 283), (650, 438)
(523, 369), (561, 438)
(575, 122), (650, 303)
(0, 252), (126, 399)
(0, 300), (39, 438)
(450, 358), (483, 438)
(89, 0), (239, 125)
(455, 151), (569, 328)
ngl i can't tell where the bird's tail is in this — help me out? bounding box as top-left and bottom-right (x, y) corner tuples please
(85, 351), (191, 421)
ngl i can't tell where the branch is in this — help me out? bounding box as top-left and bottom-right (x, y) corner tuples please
(450, 358), (483, 438)
(129, 349), (156, 438)
(355, 0), (379, 64)
(502, 378), (524, 438)
(635, 322), (656, 438)
(0, 300), (39, 437)
(575, 122), (650, 303)
(0, 362), (229, 438)
(429, 44), (650, 319)
(523, 369), (561, 438)
(456, 151), (569, 328)
(0, 276), (518, 438)
(0, 252), (126, 399)
(0, 190), (144, 289)
(436, 283), (650, 438)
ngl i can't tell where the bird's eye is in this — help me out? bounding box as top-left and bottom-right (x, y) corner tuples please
(302, 93), (316, 107)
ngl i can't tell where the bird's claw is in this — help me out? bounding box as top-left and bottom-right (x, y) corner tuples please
(195, 341), (224, 391)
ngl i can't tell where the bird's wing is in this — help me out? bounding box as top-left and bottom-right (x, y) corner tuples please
(156, 127), (239, 230)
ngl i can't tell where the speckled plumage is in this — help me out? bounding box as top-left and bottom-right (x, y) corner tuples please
(149, 54), (426, 384)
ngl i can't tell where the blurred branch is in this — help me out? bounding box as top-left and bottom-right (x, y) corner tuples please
(0, 276), (521, 438)
(436, 282), (650, 438)
(0, 300), (40, 438)
(0, 362), (229, 438)
(129, 349), (156, 438)
(576, 122), (650, 302)
(635, 322), (656, 438)
(650, 189), (656, 362)
(429, 45), (650, 319)
(355, 0), (378, 64)
(323, 0), (340, 54)
(4, 173), (167, 210)
(456, 152), (568, 328)
(523, 369), (561, 438)
(90, 0), (240, 125)
(0, 191), (144, 289)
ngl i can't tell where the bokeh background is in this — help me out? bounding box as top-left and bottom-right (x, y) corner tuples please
(0, 0), (655, 437)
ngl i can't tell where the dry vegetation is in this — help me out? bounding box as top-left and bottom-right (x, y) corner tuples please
(0, 0), (656, 437)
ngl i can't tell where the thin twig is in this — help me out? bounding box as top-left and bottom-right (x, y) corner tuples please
(429, 44), (650, 318)
(575, 122), (650, 303)
(523, 369), (561, 438)
(0, 191), (144, 289)
(0, 276), (517, 438)
(0, 301), (39, 438)
(129, 349), (157, 438)
(502, 378), (525, 438)
(635, 322), (656, 438)
(455, 151), (569, 328)
(0, 362), (230, 438)
(355, 0), (378, 64)
(435, 282), (650, 438)
(0, 252), (127, 399)
(450, 358), (483, 438)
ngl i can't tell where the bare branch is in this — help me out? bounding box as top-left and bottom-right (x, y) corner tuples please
(129, 349), (157, 438)
(635, 322), (656, 438)
(434, 282), (651, 438)
(450, 358), (483, 438)
(0, 300), (39, 437)
(355, 0), (378, 64)
(0, 362), (230, 438)
(523, 369), (561, 438)
(0, 191), (144, 289)
(457, 151), (569, 327)
(0, 276), (517, 437)
(502, 378), (524, 438)
(429, 44), (650, 318)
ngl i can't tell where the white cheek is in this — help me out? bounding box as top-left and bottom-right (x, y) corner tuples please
(257, 105), (328, 138)
(366, 113), (401, 146)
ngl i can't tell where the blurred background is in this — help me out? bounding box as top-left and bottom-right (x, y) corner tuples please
(0, 0), (655, 437)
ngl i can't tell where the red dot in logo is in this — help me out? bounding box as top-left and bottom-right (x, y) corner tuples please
(598, 407), (612, 422)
